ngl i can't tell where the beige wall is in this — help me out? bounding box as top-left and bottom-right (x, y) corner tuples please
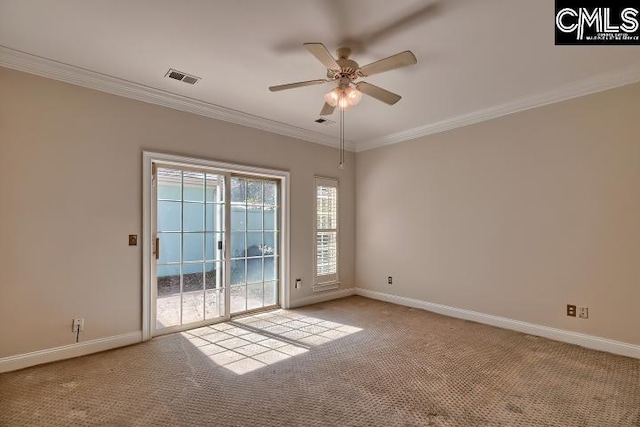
(356, 83), (640, 346)
(2, 65), (639, 361)
(0, 67), (356, 358)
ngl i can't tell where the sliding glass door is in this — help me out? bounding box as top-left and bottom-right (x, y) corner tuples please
(153, 166), (280, 333)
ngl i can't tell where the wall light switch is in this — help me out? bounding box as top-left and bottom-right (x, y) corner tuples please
(129, 235), (138, 246)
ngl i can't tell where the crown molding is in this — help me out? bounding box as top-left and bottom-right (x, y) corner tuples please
(3, 45), (639, 154)
(357, 63), (640, 152)
(0, 45), (356, 152)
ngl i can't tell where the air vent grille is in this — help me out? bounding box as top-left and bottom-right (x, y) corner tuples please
(165, 68), (200, 85)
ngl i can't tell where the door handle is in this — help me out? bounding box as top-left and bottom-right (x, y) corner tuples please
(155, 237), (160, 260)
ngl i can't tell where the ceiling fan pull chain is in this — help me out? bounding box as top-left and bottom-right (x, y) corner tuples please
(339, 106), (345, 169)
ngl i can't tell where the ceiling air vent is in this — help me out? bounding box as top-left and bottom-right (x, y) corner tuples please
(165, 68), (200, 85)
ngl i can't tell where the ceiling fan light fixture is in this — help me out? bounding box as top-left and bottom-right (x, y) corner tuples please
(324, 88), (340, 107)
(344, 86), (362, 106)
(324, 86), (362, 109)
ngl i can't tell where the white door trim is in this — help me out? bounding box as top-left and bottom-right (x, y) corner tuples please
(142, 151), (291, 341)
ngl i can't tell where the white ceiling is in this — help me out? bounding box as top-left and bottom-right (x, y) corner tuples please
(1, 0), (639, 150)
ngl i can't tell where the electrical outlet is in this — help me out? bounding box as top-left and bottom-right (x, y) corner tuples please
(579, 307), (589, 319)
(295, 278), (302, 289)
(566, 304), (576, 317)
(387, 276), (393, 285)
(72, 318), (85, 332)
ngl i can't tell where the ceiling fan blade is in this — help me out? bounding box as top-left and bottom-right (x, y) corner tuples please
(360, 2), (441, 47)
(303, 43), (341, 71)
(359, 51), (417, 77)
(269, 79), (330, 92)
(356, 82), (402, 105)
(320, 102), (335, 116)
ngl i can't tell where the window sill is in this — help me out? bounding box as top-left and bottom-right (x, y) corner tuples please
(312, 282), (340, 293)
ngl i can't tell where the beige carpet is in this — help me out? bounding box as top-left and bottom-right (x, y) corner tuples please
(1, 296), (639, 426)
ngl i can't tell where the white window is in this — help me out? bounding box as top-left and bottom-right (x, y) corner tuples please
(314, 177), (339, 290)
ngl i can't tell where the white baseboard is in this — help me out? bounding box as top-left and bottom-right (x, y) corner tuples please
(290, 287), (356, 308)
(355, 288), (640, 360)
(3, 289), (637, 373)
(0, 331), (142, 373)
(0, 287), (355, 373)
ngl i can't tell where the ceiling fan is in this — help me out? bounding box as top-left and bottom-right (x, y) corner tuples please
(269, 43), (417, 116)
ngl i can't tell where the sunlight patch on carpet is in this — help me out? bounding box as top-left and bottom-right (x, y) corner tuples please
(182, 310), (362, 374)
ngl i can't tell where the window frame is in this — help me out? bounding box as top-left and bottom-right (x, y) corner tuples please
(313, 176), (340, 292)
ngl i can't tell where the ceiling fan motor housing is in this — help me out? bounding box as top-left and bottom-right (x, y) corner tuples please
(327, 58), (361, 80)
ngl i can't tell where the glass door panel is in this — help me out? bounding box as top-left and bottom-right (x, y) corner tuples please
(229, 177), (280, 315)
(156, 167), (226, 331)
